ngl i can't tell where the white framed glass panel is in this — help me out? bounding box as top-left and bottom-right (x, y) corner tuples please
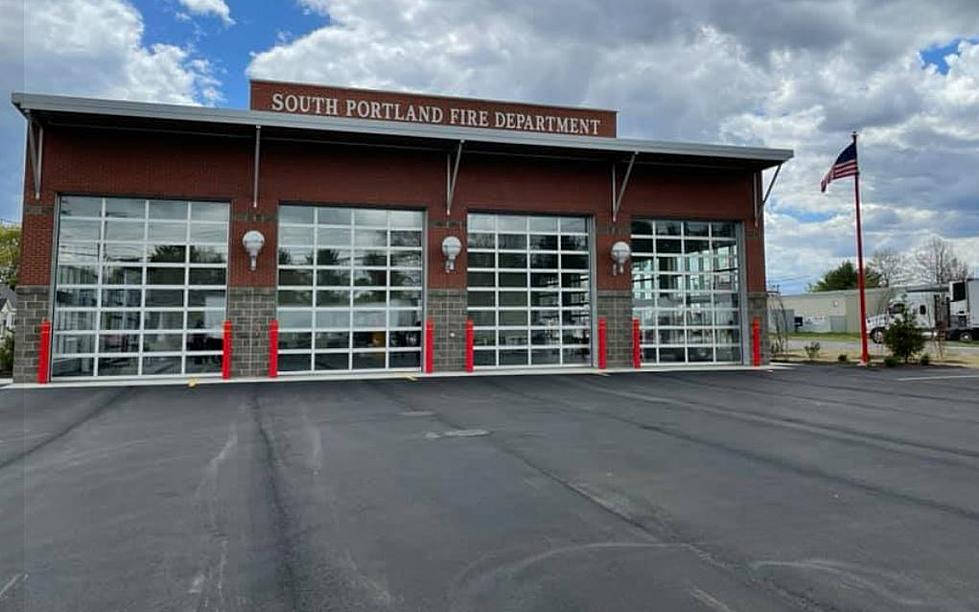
(51, 196), (229, 378)
(631, 219), (742, 365)
(277, 205), (424, 373)
(466, 213), (591, 368)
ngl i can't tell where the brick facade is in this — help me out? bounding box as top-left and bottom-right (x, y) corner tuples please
(13, 89), (781, 380)
(596, 289), (634, 368)
(227, 287), (277, 378)
(427, 289), (467, 372)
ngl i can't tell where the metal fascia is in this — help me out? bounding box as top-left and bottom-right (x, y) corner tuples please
(11, 92), (795, 165)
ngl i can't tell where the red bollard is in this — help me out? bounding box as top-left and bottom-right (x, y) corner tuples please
(424, 319), (434, 374)
(752, 317), (761, 367)
(465, 319), (474, 373)
(38, 318), (51, 384)
(268, 319), (279, 378)
(222, 320), (232, 379)
(597, 317), (607, 369)
(632, 318), (641, 369)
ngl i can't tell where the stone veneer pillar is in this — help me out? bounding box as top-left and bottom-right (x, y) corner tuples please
(227, 287), (277, 378)
(596, 289), (634, 368)
(427, 288), (467, 372)
(13, 286), (50, 384)
(746, 291), (770, 365)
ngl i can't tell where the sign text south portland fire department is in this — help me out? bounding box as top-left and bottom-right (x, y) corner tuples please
(268, 91), (605, 137)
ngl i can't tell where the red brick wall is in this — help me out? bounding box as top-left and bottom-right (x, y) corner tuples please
(20, 125), (766, 294)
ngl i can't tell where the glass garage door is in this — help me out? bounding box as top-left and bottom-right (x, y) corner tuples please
(52, 196), (229, 378)
(631, 219), (742, 364)
(467, 213), (591, 368)
(276, 205), (424, 373)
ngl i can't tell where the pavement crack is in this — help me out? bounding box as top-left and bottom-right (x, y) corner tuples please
(372, 379), (822, 611)
(250, 388), (305, 612)
(658, 371), (979, 426)
(585, 375), (979, 466)
(0, 573), (27, 601)
(0, 387), (133, 471)
(504, 376), (979, 524)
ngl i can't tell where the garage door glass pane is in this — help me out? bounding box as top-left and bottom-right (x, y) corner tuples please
(277, 205), (424, 373)
(52, 197), (228, 378)
(632, 219), (741, 364)
(467, 214), (591, 368)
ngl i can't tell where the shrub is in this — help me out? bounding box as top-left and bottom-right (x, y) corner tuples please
(920, 353), (931, 366)
(803, 342), (821, 361)
(883, 355), (898, 367)
(0, 332), (12, 374)
(883, 312), (926, 364)
(837, 353), (848, 362)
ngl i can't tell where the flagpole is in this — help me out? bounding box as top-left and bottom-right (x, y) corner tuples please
(853, 131), (870, 365)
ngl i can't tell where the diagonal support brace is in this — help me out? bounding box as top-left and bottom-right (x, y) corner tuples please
(25, 112), (44, 201)
(755, 162), (782, 227)
(761, 162), (782, 207)
(612, 152), (637, 223)
(252, 125), (261, 208)
(446, 140), (464, 217)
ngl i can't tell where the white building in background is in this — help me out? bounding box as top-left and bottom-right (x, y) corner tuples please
(778, 287), (894, 333)
(0, 286), (15, 336)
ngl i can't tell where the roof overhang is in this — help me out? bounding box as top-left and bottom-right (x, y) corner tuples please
(12, 92), (793, 171)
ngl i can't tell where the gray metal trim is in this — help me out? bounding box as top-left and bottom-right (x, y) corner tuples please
(588, 215), (599, 368)
(48, 195), (61, 377)
(737, 222), (750, 365)
(422, 206), (430, 373)
(11, 92), (794, 165)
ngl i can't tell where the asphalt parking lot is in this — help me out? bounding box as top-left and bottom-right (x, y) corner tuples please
(1, 366), (978, 611)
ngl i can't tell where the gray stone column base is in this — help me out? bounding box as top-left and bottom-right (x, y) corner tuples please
(228, 287), (276, 378)
(596, 289), (634, 368)
(13, 285), (50, 384)
(428, 288), (467, 372)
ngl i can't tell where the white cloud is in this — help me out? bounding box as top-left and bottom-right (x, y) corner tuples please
(249, 0), (979, 291)
(177, 0), (234, 26)
(1, 0), (222, 219)
(17, 0), (221, 103)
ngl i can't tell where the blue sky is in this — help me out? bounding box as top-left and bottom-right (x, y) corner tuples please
(132, 0), (328, 109)
(4, 0), (978, 293)
(920, 37), (979, 74)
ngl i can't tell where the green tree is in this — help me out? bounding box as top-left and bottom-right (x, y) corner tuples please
(884, 311), (926, 364)
(0, 225), (20, 288)
(810, 260), (882, 292)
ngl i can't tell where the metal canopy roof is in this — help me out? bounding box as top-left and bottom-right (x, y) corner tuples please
(11, 92), (793, 169)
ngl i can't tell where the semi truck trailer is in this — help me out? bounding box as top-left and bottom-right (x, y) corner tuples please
(867, 279), (978, 343)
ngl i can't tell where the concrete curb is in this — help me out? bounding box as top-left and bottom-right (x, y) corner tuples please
(3, 364), (790, 391)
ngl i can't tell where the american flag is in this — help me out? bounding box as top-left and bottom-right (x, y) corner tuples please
(820, 141), (858, 192)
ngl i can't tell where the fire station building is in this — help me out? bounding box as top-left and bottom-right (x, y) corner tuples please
(11, 81), (792, 383)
